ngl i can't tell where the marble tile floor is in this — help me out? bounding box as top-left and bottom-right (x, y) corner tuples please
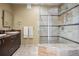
(13, 44), (38, 56)
(13, 44), (79, 56)
(13, 44), (58, 56)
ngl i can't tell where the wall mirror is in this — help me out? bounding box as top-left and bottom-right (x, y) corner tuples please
(2, 10), (13, 28)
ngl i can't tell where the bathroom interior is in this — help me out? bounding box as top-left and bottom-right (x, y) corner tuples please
(0, 3), (79, 56)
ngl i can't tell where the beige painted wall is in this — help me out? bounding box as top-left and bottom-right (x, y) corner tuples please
(0, 4), (13, 30)
(12, 4), (40, 45)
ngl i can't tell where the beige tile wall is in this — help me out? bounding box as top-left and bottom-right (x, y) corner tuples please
(0, 4), (13, 30)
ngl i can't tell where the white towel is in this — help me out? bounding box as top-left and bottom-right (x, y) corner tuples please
(23, 27), (29, 38)
(28, 26), (33, 38)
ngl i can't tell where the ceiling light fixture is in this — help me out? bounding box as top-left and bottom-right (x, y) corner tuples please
(27, 4), (32, 9)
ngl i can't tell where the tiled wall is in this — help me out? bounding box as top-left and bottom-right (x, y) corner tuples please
(59, 4), (79, 43)
(39, 4), (79, 44)
(40, 5), (59, 15)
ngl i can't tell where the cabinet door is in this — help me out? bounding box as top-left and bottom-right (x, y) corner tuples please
(0, 39), (3, 55)
(11, 35), (18, 50)
(9, 36), (16, 55)
(13, 34), (21, 50)
(1, 37), (12, 56)
(15, 34), (21, 47)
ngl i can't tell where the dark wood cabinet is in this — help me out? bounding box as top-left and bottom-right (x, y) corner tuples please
(0, 33), (21, 56)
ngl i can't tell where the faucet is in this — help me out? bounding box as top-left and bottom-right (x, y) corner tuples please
(8, 26), (11, 30)
(4, 26), (11, 33)
(4, 28), (7, 33)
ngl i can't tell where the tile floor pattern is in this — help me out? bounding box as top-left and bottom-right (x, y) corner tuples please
(13, 44), (79, 56)
(13, 44), (58, 56)
(13, 45), (38, 56)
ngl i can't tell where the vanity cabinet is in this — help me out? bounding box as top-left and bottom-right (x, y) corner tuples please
(0, 33), (21, 56)
(1, 37), (12, 56)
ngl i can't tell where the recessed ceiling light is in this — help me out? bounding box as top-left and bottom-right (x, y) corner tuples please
(27, 4), (32, 9)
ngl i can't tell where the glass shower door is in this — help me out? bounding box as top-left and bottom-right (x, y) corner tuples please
(39, 6), (59, 44)
(39, 16), (49, 44)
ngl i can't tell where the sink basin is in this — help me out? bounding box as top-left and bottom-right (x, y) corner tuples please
(6, 31), (19, 35)
(0, 34), (6, 37)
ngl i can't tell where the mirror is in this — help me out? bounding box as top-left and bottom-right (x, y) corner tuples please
(2, 10), (13, 28)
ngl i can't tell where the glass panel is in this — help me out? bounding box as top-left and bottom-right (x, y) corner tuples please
(39, 37), (48, 44)
(48, 16), (59, 25)
(48, 37), (59, 44)
(48, 27), (59, 36)
(48, 8), (58, 15)
(40, 27), (48, 36)
(40, 6), (48, 15)
(40, 16), (48, 25)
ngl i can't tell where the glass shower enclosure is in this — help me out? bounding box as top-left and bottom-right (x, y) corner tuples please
(39, 6), (59, 44)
